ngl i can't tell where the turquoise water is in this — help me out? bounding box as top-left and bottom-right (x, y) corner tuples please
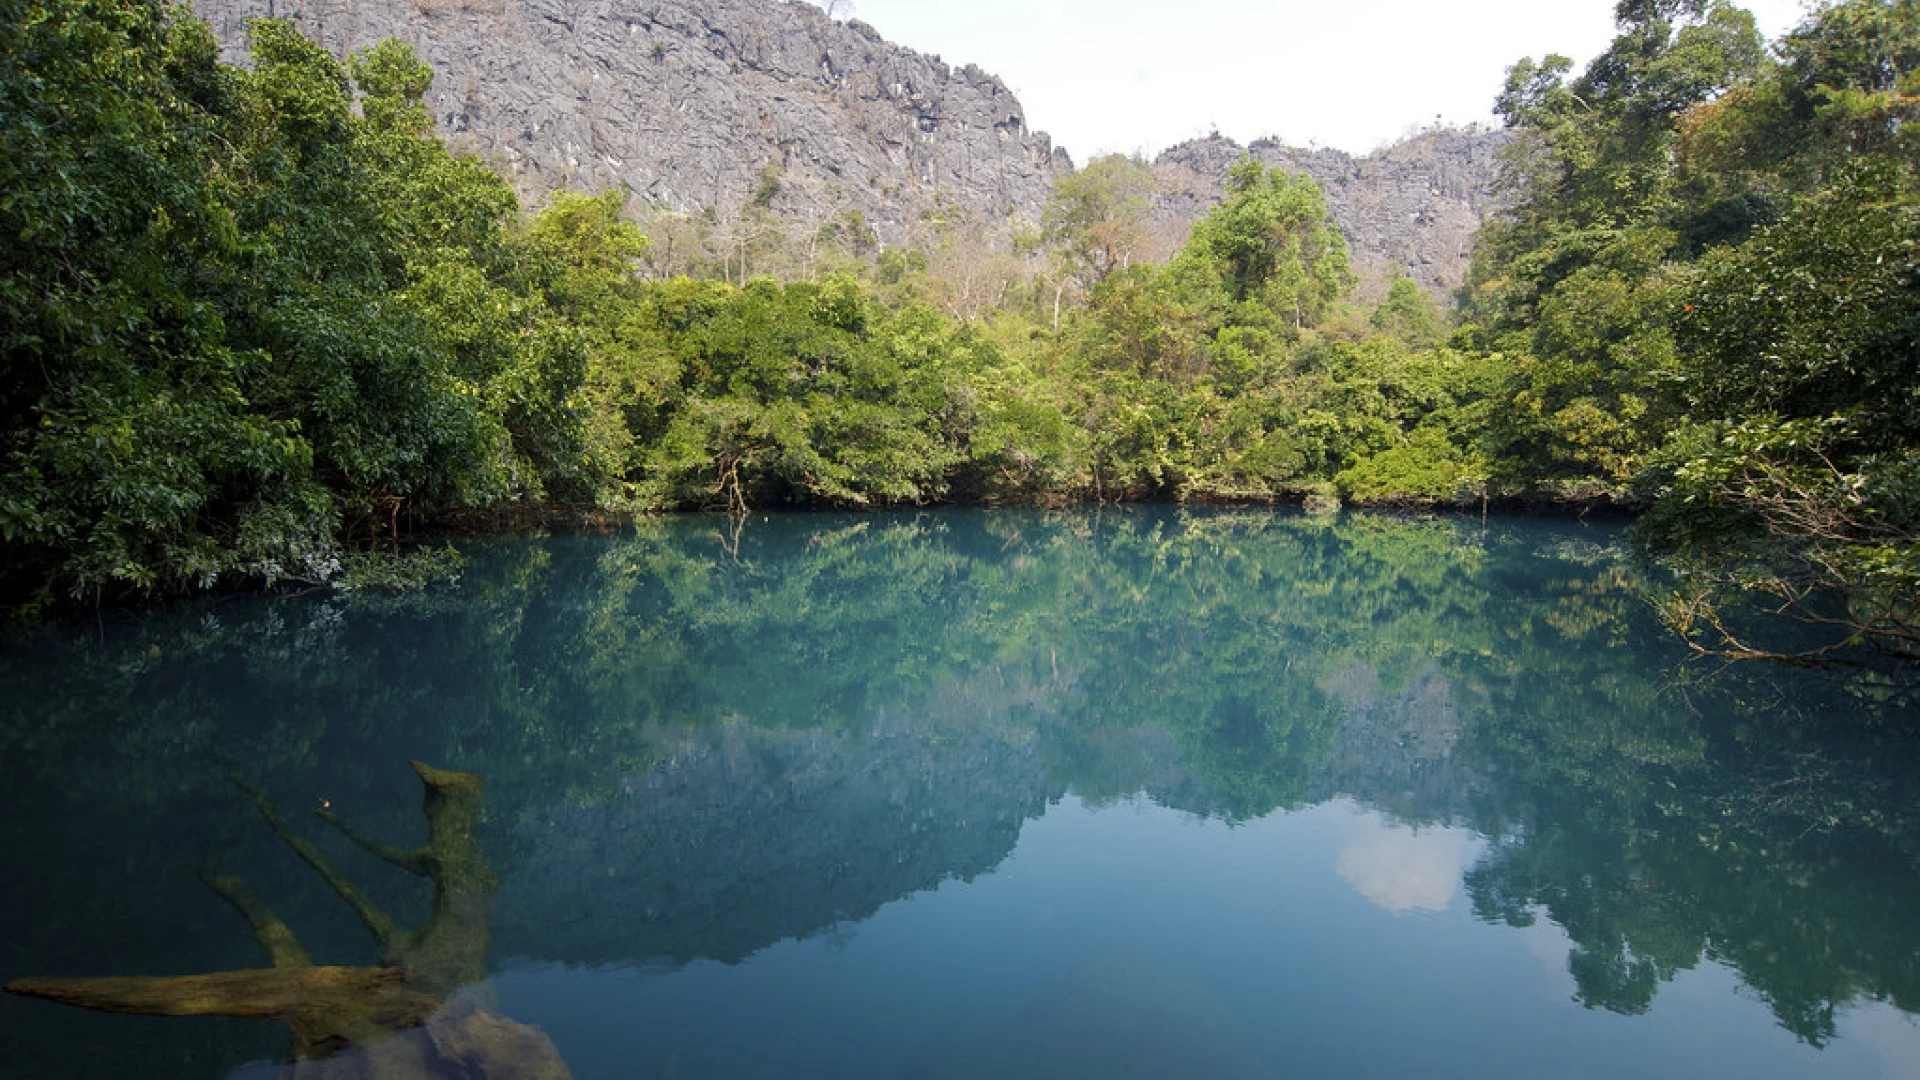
(3, 508), (1917, 1078)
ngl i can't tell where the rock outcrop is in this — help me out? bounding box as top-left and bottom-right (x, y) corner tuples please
(192, 0), (1072, 243)
(189, 0), (1503, 292)
(1155, 127), (1507, 298)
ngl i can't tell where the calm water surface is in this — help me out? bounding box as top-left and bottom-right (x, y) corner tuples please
(3, 508), (1917, 1078)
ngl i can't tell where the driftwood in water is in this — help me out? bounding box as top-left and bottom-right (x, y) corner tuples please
(5, 761), (568, 1079)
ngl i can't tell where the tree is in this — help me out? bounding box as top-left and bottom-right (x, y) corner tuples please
(1638, 160), (1919, 662)
(1609, 2), (1920, 663)
(1172, 158), (1351, 328)
(1675, 0), (1920, 200)
(0, 7), (593, 606)
(1470, 0), (1766, 324)
(1042, 154), (1157, 291)
(0, 3), (349, 601)
(1370, 276), (1448, 350)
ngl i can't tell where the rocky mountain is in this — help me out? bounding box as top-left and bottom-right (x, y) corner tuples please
(1154, 127), (1508, 299)
(191, 0), (1503, 293)
(192, 0), (1072, 244)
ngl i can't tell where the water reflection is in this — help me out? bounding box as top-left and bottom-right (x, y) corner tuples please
(1333, 806), (1480, 915)
(2, 508), (1917, 1078)
(494, 716), (1051, 967)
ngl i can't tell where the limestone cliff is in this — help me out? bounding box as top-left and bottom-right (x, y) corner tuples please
(1155, 127), (1507, 298)
(192, 0), (1072, 243)
(190, 0), (1502, 293)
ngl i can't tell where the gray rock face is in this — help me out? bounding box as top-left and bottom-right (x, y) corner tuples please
(191, 0), (1502, 292)
(192, 0), (1072, 243)
(1154, 128), (1508, 298)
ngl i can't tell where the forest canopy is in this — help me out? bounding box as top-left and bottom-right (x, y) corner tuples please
(0, 0), (1912, 664)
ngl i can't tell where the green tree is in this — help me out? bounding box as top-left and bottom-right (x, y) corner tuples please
(1369, 276), (1449, 350)
(1042, 154), (1157, 291)
(1675, 0), (1920, 201)
(1638, 160), (1919, 661)
(1172, 158), (1352, 327)
(0, 6), (591, 606)
(1470, 0), (1765, 323)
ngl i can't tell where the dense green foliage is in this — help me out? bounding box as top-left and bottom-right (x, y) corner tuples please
(0, 0), (1912, 667)
(1466, 0), (1919, 660)
(0, 0), (1472, 608)
(0, 2), (590, 606)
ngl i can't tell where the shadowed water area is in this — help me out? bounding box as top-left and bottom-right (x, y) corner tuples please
(3, 508), (1919, 1078)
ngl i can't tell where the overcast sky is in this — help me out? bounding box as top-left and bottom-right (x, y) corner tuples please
(835, 0), (1815, 159)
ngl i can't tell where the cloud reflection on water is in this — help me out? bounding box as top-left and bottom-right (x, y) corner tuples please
(1332, 801), (1481, 916)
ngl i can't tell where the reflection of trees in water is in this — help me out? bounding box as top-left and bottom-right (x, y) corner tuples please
(1458, 658), (1920, 1045)
(4, 508), (1918, 1063)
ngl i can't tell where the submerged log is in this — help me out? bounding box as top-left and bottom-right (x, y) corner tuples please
(5, 761), (568, 1078)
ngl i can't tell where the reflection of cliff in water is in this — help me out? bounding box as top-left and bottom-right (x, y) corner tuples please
(495, 710), (1056, 968)
(491, 653), (1474, 971)
(1042, 650), (1480, 829)
(1310, 661), (1480, 825)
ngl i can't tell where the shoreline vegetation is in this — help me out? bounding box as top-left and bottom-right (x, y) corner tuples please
(1, 0), (1914, 664)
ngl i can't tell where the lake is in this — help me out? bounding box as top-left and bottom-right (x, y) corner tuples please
(3, 508), (1917, 1078)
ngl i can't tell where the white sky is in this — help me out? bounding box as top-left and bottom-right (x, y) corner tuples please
(834, 0), (1816, 159)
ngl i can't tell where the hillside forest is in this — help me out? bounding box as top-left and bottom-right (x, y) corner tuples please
(0, 0), (1914, 661)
